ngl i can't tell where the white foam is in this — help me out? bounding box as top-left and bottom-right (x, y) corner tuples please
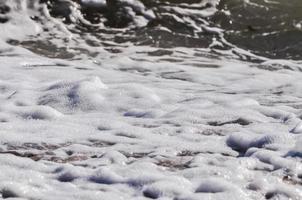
(0, 0), (302, 199)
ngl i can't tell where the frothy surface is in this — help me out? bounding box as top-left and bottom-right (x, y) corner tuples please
(0, 0), (302, 199)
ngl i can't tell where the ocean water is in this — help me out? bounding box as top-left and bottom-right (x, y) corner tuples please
(0, 0), (302, 199)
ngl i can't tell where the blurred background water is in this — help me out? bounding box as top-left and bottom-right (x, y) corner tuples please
(2, 0), (302, 61)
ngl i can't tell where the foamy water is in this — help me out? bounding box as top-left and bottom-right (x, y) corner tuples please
(0, 0), (302, 199)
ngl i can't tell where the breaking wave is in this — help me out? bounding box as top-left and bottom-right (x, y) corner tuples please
(1, 0), (302, 61)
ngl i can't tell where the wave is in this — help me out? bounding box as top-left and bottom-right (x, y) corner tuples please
(1, 0), (302, 61)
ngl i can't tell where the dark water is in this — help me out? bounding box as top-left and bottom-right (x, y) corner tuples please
(3, 0), (302, 60)
(215, 0), (302, 60)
